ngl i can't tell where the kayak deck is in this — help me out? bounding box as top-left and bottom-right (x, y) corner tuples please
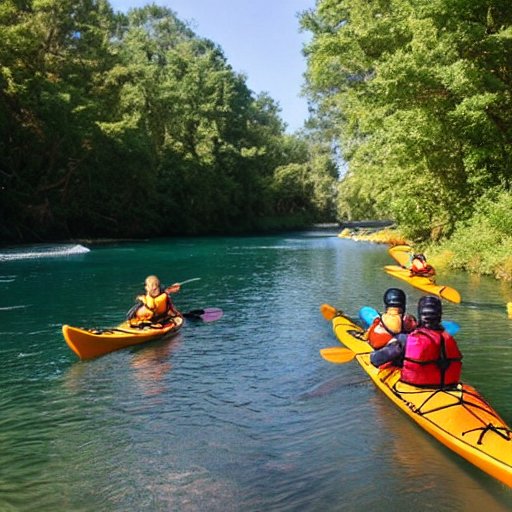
(330, 311), (512, 487)
(384, 264), (462, 303)
(62, 316), (184, 360)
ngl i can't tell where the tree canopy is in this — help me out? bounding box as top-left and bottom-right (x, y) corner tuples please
(302, 0), (512, 242)
(0, 1), (336, 242)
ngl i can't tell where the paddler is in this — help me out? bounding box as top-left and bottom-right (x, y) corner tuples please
(127, 275), (181, 325)
(371, 296), (463, 388)
(366, 288), (417, 349)
(409, 253), (436, 278)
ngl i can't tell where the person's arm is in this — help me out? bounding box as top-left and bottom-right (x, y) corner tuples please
(164, 283), (181, 294)
(370, 333), (407, 367)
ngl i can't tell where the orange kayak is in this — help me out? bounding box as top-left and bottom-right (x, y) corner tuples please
(62, 316), (184, 360)
(322, 306), (512, 487)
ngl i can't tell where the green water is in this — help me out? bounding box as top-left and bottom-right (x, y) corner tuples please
(0, 233), (511, 511)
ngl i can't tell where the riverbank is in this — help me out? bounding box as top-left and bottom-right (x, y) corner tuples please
(338, 226), (512, 317)
(338, 226), (512, 280)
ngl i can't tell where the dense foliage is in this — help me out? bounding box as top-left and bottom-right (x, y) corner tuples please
(0, 1), (337, 242)
(301, 0), (512, 245)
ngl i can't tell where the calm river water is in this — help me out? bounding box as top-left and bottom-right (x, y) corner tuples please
(1, 231), (511, 511)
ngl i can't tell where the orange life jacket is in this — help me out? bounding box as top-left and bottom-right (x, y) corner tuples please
(367, 307), (416, 349)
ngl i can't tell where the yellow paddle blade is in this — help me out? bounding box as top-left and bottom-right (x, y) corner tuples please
(438, 286), (462, 304)
(320, 303), (340, 321)
(389, 244), (413, 267)
(507, 302), (512, 319)
(320, 347), (356, 364)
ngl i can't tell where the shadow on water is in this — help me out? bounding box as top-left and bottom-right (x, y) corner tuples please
(461, 300), (509, 312)
(296, 373), (369, 400)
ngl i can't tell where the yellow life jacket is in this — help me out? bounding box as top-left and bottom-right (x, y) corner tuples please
(139, 292), (169, 319)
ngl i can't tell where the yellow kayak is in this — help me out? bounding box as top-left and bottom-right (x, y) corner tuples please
(389, 244), (416, 267)
(321, 305), (512, 487)
(62, 316), (184, 360)
(384, 264), (462, 303)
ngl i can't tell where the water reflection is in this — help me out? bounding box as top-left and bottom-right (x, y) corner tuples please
(366, 395), (512, 511)
(130, 335), (183, 397)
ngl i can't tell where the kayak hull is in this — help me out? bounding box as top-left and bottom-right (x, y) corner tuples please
(62, 316), (184, 360)
(384, 264), (461, 303)
(330, 311), (512, 487)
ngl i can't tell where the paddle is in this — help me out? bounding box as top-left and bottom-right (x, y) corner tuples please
(176, 277), (201, 286)
(320, 347), (356, 364)
(182, 307), (223, 323)
(358, 305), (460, 335)
(320, 303), (342, 321)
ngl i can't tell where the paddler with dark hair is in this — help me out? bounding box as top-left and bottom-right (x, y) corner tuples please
(371, 295), (463, 388)
(127, 275), (181, 325)
(366, 288), (417, 349)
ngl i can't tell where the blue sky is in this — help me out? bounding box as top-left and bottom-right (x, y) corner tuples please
(109, 0), (316, 133)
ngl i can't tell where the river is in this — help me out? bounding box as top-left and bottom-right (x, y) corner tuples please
(1, 232), (511, 511)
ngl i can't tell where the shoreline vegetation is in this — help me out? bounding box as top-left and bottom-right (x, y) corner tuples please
(338, 225), (512, 281)
(338, 226), (512, 313)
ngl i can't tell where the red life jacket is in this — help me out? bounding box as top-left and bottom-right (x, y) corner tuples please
(410, 258), (435, 277)
(401, 328), (462, 387)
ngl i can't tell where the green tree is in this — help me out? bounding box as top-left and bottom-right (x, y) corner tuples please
(302, 0), (512, 241)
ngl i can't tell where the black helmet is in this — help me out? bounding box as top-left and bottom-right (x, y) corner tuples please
(418, 295), (442, 323)
(383, 288), (406, 308)
(413, 253), (426, 262)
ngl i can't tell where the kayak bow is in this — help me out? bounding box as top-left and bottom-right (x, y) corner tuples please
(321, 304), (512, 487)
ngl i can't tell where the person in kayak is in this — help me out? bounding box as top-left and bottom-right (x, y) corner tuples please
(371, 296), (463, 388)
(409, 253), (435, 278)
(127, 275), (181, 325)
(366, 288), (417, 349)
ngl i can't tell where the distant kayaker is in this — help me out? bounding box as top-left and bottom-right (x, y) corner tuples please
(127, 275), (181, 325)
(366, 288), (417, 349)
(409, 253), (436, 278)
(371, 295), (463, 388)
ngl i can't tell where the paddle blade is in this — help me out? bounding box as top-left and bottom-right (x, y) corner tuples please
(183, 307), (223, 323)
(320, 303), (340, 321)
(441, 320), (460, 336)
(200, 307), (223, 322)
(320, 347), (356, 364)
(508, 302), (512, 319)
(438, 286), (462, 304)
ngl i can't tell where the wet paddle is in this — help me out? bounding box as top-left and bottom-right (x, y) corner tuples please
(320, 303), (341, 321)
(358, 306), (461, 335)
(183, 307), (223, 323)
(320, 347), (356, 364)
(176, 277), (201, 286)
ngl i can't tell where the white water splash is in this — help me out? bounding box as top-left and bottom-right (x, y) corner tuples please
(0, 244), (90, 261)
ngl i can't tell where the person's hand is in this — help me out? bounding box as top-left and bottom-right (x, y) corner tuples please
(165, 283), (181, 294)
